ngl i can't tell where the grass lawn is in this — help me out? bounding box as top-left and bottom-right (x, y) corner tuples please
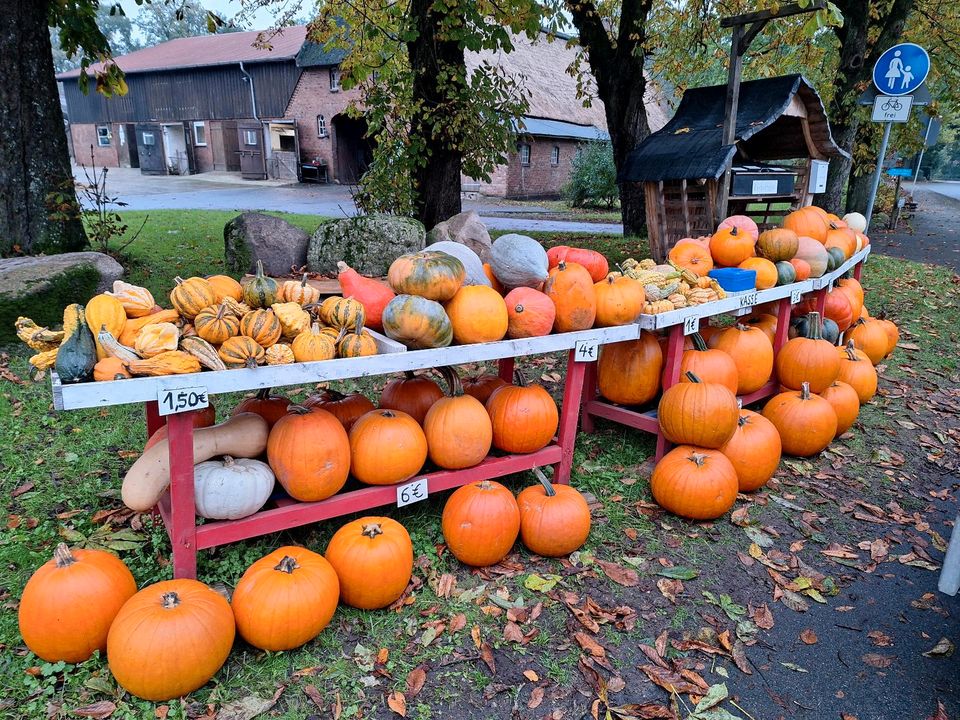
(1, 210), (958, 719)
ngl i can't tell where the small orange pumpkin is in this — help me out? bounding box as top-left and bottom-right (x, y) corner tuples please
(593, 274), (645, 327)
(206, 275), (243, 303)
(719, 410), (782, 492)
(423, 367), (493, 470)
(762, 382), (837, 457)
(504, 287), (556, 338)
(836, 342), (878, 403)
(846, 318), (889, 365)
(240, 309), (282, 347)
(325, 517), (414, 609)
(486, 370), (559, 454)
(819, 380), (860, 436)
(544, 261), (596, 332)
(442, 480), (520, 567)
(709, 225), (754, 267)
(668, 242), (714, 277)
(738, 257), (778, 290)
(517, 475), (591, 557)
(444, 285), (508, 344)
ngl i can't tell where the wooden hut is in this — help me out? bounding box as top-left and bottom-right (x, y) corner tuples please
(620, 74), (848, 261)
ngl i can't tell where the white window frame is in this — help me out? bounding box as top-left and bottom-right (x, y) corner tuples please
(243, 130), (259, 146)
(317, 114), (328, 138)
(329, 68), (341, 92)
(519, 143), (531, 166)
(551, 146), (560, 165)
(96, 125), (112, 147)
(141, 131), (156, 146)
(193, 121), (207, 146)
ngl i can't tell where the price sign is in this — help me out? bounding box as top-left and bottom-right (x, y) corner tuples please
(683, 315), (700, 335)
(157, 385), (208, 417)
(574, 339), (599, 362)
(790, 289), (802, 305)
(397, 478), (428, 508)
(739, 291), (758, 308)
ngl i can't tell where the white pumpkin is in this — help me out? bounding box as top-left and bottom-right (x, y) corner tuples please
(843, 212), (867, 233)
(194, 456), (275, 520)
(489, 233), (549, 289)
(429, 241), (491, 287)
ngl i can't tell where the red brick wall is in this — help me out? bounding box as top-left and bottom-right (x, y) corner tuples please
(505, 138), (578, 199)
(284, 68), (359, 182)
(70, 123), (120, 168)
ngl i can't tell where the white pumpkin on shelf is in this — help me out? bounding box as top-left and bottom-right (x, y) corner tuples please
(194, 456), (275, 520)
(842, 212), (867, 233)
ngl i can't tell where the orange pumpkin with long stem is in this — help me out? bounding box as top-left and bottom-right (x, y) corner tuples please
(762, 382), (837, 456)
(442, 480), (520, 566)
(485, 370), (559, 454)
(517, 470), (591, 557)
(325, 517), (414, 609)
(719, 410), (782, 491)
(423, 367), (493, 469)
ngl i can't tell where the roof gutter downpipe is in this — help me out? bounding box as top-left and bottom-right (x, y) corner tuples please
(239, 61), (259, 121)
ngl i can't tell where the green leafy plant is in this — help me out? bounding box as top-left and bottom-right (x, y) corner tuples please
(564, 141), (619, 209)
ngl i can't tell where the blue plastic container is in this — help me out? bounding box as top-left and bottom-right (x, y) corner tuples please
(708, 268), (757, 292)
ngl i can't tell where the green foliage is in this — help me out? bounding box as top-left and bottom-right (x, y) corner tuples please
(563, 141), (619, 208)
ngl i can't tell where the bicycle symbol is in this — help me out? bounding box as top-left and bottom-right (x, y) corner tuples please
(880, 97), (903, 112)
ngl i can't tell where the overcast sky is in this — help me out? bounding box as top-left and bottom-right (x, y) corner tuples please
(115, 0), (302, 32)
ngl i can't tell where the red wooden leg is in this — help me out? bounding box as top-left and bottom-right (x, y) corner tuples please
(554, 349), (587, 485)
(145, 400), (165, 440)
(773, 297), (792, 354)
(662, 325), (685, 391)
(580, 361), (597, 434)
(815, 287), (827, 315)
(167, 411), (197, 579)
(853, 261), (863, 281)
(498, 357), (515, 382)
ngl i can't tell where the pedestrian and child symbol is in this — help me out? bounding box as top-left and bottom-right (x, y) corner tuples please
(873, 43), (930, 96)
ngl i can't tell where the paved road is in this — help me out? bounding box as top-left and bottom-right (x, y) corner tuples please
(870, 185), (960, 271)
(926, 181), (960, 202)
(78, 165), (623, 235)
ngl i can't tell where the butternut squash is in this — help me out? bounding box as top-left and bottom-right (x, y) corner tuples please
(121, 413), (270, 511)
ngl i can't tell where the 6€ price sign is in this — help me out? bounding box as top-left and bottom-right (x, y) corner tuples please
(157, 385), (209, 416)
(397, 478), (429, 508)
(574, 339), (599, 362)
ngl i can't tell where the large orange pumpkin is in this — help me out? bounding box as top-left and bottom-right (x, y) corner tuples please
(379, 370), (444, 425)
(658, 372), (739, 449)
(668, 242), (714, 277)
(744, 313), (777, 344)
(784, 207), (828, 243)
(206, 274), (243, 303)
(651, 446), (739, 520)
(823, 287), (855, 332)
(738, 257), (778, 290)
(107, 579), (235, 701)
(18, 544), (136, 663)
(846, 318), (889, 365)
(774, 312), (840, 393)
(671, 332), (738, 395)
(874, 312), (899, 357)
(544, 261), (596, 332)
(303, 388), (375, 432)
(325, 517), (414, 609)
(708, 324), (773, 395)
(267, 406), (351, 501)
(445, 285), (508, 344)
(709, 225), (755, 267)
(719, 410), (781, 492)
(423, 367), (493, 469)
(598, 331), (663, 405)
(232, 546), (339, 651)
(504, 287), (556, 338)
(517, 476), (591, 557)
(819, 381), (860, 436)
(350, 409), (428, 485)
(717, 214), (759, 241)
(824, 224), (857, 259)
(762, 382), (837, 457)
(836, 342), (878, 403)
(594, 274), (645, 327)
(486, 371), (559, 453)
(442, 480), (520, 566)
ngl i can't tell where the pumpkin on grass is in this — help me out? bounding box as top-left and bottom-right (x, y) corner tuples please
(846, 318), (888, 365)
(325, 517), (414, 609)
(517, 471), (591, 557)
(544, 261), (596, 332)
(304, 388), (375, 432)
(719, 410), (781, 492)
(819, 381), (860, 436)
(462, 373), (508, 405)
(267, 406), (351, 501)
(668, 242), (713, 277)
(874, 311), (899, 357)
(672, 333), (738, 395)
(349, 409), (428, 485)
(774, 312), (840, 393)
(651, 446), (738, 520)
(232, 547), (339, 651)
(107, 579), (235, 701)
(486, 370), (559, 454)
(658, 371), (739, 448)
(445, 285), (508, 344)
(379, 370), (444, 425)
(837, 342), (878, 403)
(442, 480), (520, 567)
(504, 287), (556, 338)
(424, 367), (493, 469)
(709, 225), (754, 267)
(18, 544), (136, 663)
(598, 331), (663, 406)
(593, 274), (645, 326)
(762, 382), (837, 457)
(233, 388), (290, 427)
(708, 324), (773, 395)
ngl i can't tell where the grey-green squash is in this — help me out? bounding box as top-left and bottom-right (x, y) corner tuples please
(489, 234), (549, 289)
(55, 304), (97, 383)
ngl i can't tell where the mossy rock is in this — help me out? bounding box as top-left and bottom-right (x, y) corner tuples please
(308, 215), (426, 277)
(0, 253), (123, 343)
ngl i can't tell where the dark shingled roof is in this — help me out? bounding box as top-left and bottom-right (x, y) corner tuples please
(295, 41), (349, 67)
(620, 74), (847, 183)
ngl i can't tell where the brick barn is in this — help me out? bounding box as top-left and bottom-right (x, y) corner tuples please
(57, 27), (666, 198)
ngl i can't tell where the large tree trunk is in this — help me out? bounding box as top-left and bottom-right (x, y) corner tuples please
(407, 0), (464, 229)
(0, 0), (86, 256)
(606, 79), (652, 239)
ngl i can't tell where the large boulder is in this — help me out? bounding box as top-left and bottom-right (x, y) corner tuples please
(426, 210), (492, 262)
(224, 212), (311, 276)
(308, 215), (426, 276)
(0, 252), (124, 342)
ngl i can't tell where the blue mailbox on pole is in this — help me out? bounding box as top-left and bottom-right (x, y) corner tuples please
(873, 43), (930, 96)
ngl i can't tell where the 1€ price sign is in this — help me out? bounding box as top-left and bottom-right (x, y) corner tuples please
(574, 339), (599, 362)
(157, 385), (209, 416)
(397, 478), (429, 508)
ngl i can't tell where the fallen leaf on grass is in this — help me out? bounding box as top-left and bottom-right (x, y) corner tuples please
(71, 701), (117, 719)
(638, 664), (709, 694)
(655, 566), (699, 580)
(504, 621), (525, 643)
(596, 559), (639, 587)
(799, 629), (818, 645)
(926, 700), (949, 720)
(435, 573), (456, 598)
(523, 670), (539, 682)
(448, 613), (466, 634)
(862, 653), (895, 668)
(923, 637), (955, 658)
(303, 685), (324, 709)
(609, 703), (675, 718)
(480, 642), (496, 673)
(471, 625), (481, 649)
(406, 667), (426, 698)
(867, 630), (893, 647)
(575, 631), (606, 658)
(11, 482), (34, 498)
(527, 686), (545, 709)
(656, 578), (683, 603)
(216, 687), (285, 720)
(524, 573), (561, 592)
(387, 690), (407, 717)
(751, 603), (774, 630)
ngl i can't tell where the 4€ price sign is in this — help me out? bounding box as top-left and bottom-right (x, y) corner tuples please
(574, 339), (599, 362)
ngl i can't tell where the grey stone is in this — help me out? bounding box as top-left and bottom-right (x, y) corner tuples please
(308, 214), (426, 276)
(426, 210), (492, 262)
(0, 252), (124, 341)
(224, 212), (311, 276)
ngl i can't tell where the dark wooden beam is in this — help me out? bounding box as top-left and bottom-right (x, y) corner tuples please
(720, 0), (826, 28)
(739, 20), (770, 55)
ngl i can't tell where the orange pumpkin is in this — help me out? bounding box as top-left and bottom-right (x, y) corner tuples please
(444, 285), (508, 344)
(547, 246), (610, 282)
(819, 381), (860, 436)
(544, 261), (596, 332)
(824, 224), (857, 259)
(325, 517), (414, 609)
(483, 263), (504, 294)
(668, 242), (714, 277)
(744, 313), (777, 344)
(593, 274), (645, 327)
(267, 406), (351, 501)
(846, 318), (889, 365)
(708, 324), (773, 395)
(206, 274), (243, 303)
(504, 287), (556, 338)
(709, 225), (754, 267)
(651, 446), (739, 520)
(836, 342), (878, 403)
(774, 311), (840, 393)
(442, 480), (520, 566)
(517, 477), (591, 557)
(874, 312), (899, 357)
(486, 370), (559, 454)
(783, 207), (828, 243)
(233, 388), (290, 428)
(789, 258), (811, 281)
(719, 410), (781, 492)
(423, 367), (493, 470)
(658, 372), (739, 448)
(738, 257), (778, 290)
(349, 409), (428, 485)
(762, 382), (837, 457)
(756, 228), (799, 262)
(462, 373), (508, 405)
(93, 357), (132, 382)
(823, 288), (855, 332)
(303, 389), (375, 432)
(379, 370), (444, 425)
(240, 309), (282, 348)
(835, 284), (863, 322)
(672, 332), (738, 395)
(598, 331), (663, 405)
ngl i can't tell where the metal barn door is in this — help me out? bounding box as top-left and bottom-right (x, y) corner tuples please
(135, 124), (165, 175)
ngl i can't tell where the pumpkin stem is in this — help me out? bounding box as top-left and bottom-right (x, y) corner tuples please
(805, 312), (823, 340)
(173, 276), (185, 285)
(738, 413), (749, 427)
(513, 369), (527, 387)
(691, 332), (708, 352)
(244, 356), (259, 369)
(557, 260), (567, 271)
(53, 543), (76, 568)
(274, 555), (300, 574)
(380, 410), (396, 418)
(335, 326), (348, 344)
(684, 371), (702, 384)
(361, 523), (384, 539)
(403, 370), (418, 380)
(730, 225), (739, 236)
(800, 381), (811, 400)
(255, 260), (266, 279)
(161, 591), (181, 609)
(321, 388), (345, 401)
(222, 455), (235, 467)
(438, 366), (463, 397)
(532, 467), (556, 497)
(687, 452), (707, 467)
(255, 387), (273, 400)
(288, 404), (312, 415)
(300, 272), (310, 288)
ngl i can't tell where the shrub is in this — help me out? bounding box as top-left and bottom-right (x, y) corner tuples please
(564, 141), (619, 208)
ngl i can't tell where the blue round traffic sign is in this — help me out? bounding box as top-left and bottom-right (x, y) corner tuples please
(873, 43), (930, 96)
